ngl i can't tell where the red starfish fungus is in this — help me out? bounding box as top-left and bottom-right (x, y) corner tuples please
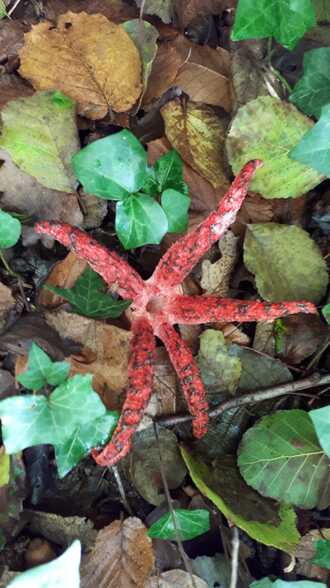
(35, 160), (317, 467)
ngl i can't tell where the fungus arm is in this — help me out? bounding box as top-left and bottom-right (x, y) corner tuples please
(150, 160), (262, 290)
(35, 222), (144, 300)
(157, 322), (209, 439)
(92, 316), (156, 467)
(168, 295), (317, 324)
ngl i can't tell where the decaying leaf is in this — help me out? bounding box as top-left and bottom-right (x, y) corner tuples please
(135, 0), (174, 23)
(0, 282), (14, 331)
(80, 517), (154, 588)
(161, 99), (229, 189)
(0, 20), (26, 61)
(26, 510), (97, 549)
(198, 329), (241, 395)
(200, 231), (239, 296)
(129, 427), (187, 505)
(144, 34), (232, 111)
(19, 12), (142, 119)
(146, 569), (208, 588)
(0, 149), (83, 225)
(0, 92), (80, 192)
(175, 0), (235, 28)
(45, 310), (131, 404)
(296, 528), (330, 582)
(0, 74), (33, 111)
(43, 0), (138, 23)
(275, 314), (330, 364)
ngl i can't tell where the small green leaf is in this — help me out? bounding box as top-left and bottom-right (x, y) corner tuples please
(310, 405), (330, 456)
(0, 374), (116, 477)
(0, 0), (7, 19)
(290, 103), (330, 176)
(238, 410), (330, 509)
(154, 150), (189, 195)
(17, 343), (70, 391)
(161, 189), (190, 233)
(231, 0), (316, 50)
(0, 91), (79, 192)
(251, 579), (326, 587)
(45, 266), (130, 319)
(0, 210), (21, 249)
(290, 48), (330, 119)
(7, 540), (81, 588)
(312, 539), (330, 569)
(116, 193), (168, 249)
(322, 303), (330, 324)
(148, 509), (210, 541)
(226, 96), (324, 198)
(244, 223), (328, 303)
(72, 130), (148, 200)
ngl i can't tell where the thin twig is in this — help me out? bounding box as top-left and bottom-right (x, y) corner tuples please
(229, 527), (240, 588)
(112, 465), (133, 516)
(157, 373), (330, 427)
(7, 0), (23, 16)
(153, 422), (197, 588)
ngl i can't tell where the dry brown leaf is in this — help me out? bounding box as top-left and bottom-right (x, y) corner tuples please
(44, 0), (138, 23)
(38, 252), (87, 309)
(145, 348), (177, 419)
(175, 0), (236, 29)
(0, 74), (33, 110)
(146, 570), (208, 588)
(0, 149), (83, 226)
(45, 310), (131, 406)
(144, 34), (232, 111)
(200, 230), (239, 296)
(161, 99), (229, 189)
(80, 517), (154, 588)
(0, 20), (27, 62)
(0, 282), (14, 330)
(19, 12), (142, 119)
(26, 510), (97, 549)
(148, 137), (226, 232)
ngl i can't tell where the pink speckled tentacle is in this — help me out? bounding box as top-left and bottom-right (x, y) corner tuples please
(92, 316), (156, 467)
(35, 221), (144, 300)
(157, 322), (209, 438)
(149, 160), (262, 291)
(168, 296), (318, 324)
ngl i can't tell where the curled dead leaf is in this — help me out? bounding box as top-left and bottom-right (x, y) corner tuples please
(19, 12), (142, 119)
(80, 517), (154, 588)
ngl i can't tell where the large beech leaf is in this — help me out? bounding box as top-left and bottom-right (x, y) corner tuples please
(0, 210), (21, 249)
(19, 12), (142, 119)
(115, 193), (168, 249)
(0, 374), (118, 477)
(46, 266), (130, 319)
(238, 410), (330, 509)
(231, 0), (316, 50)
(148, 509), (210, 541)
(310, 405), (330, 456)
(226, 96), (324, 198)
(181, 447), (300, 555)
(72, 130), (148, 200)
(290, 104), (330, 177)
(290, 48), (330, 118)
(161, 100), (229, 190)
(0, 91), (79, 192)
(244, 223), (328, 303)
(8, 540), (81, 588)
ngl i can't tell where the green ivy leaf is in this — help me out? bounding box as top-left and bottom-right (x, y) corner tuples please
(154, 150), (189, 195)
(231, 0), (316, 50)
(0, 374), (118, 477)
(290, 48), (330, 119)
(0, 210), (21, 249)
(7, 540), (81, 588)
(17, 343), (70, 391)
(115, 193), (168, 249)
(321, 303), (330, 324)
(310, 405), (330, 457)
(290, 103), (330, 176)
(312, 539), (330, 569)
(243, 223), (328, 303)
(148, 509), (210, 541)
(45, 266), (130, 319)
(251, 580), (326, 587)
(0, 91), (79, 192)
(72, 130), (148, 200)
(161, 189), (190, 233)
(238, 410), (330, 509)
(226, 96), (324, 198)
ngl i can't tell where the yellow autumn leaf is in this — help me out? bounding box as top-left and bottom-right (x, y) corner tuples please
(19, 11), (142, 119)
(161, 100), (229, 190)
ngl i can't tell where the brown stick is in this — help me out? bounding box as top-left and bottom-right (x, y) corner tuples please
(157, 373), (330, 427)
